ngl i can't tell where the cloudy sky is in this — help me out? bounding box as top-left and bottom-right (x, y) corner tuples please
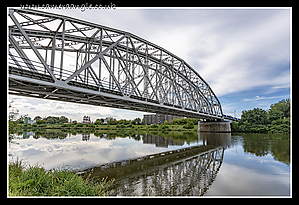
(8, 7), (291, 122)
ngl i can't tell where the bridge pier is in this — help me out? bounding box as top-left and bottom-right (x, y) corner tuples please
(198, 120), (231, 133)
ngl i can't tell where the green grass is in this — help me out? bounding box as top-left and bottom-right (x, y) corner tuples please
(8, 159), (113, 196)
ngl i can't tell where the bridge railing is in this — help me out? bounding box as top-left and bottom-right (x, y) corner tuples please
(9, 54), (177, 102)
(223, 114), (240, 121)
(9, 54), (135, 93)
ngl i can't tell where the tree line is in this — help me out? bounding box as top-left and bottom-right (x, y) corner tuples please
(9, 99), (290, 133)
(232, 99), (290, 133)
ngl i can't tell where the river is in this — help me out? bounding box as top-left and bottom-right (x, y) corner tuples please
(8, 130), (290, 196)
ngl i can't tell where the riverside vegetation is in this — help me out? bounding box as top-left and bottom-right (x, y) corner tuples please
(8, 158), (114, 196)
(11, 116), (199, 133)
(231, 99), (290, 133)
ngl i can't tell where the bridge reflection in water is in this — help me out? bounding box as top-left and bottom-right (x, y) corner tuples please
(86, 132), (231, 196)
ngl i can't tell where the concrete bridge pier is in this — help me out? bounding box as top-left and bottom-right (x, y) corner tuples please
(198, 120), (231, 133)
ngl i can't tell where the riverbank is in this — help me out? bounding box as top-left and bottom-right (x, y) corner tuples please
(8, 159), (113, 196)
(19, 123), (198, 132)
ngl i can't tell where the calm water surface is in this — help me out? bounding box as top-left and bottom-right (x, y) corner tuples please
(9, 130), (290, 196)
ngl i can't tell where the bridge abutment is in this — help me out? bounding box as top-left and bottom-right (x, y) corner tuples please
(198, 121), (231, 133)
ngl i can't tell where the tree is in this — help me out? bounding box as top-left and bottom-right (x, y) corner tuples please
(44, 116), (59, 124)
(36, 120), (47, 124)
(107, 118), (117, 125)
(95, 118), (106, 125)
(183, 122), (194, 129)
(141, 118), (145, 125)
(46, 117), (55, 124)
(34, 116), (42, 121)
(59, 116), (68, 124)
(231, 121), (239, 132)
(132, 117), (142, 125)
(179, 118), (187, 125)
(190, 118), (200, 125)
(239, 108), (268, 125)
(94, 119), (102, 125)
(269, 99), (290, 118)
(268, 109), (283, 122)
(118, 119), (130, 125)
(171, 118), (180, 125)
(232, 99), (290, 133)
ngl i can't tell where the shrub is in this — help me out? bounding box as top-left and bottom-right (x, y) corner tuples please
(160, 124), (169, 129)
(116, 124), (126, 129)
(150, 123), (158, 128)
(183, 122), (194, 129)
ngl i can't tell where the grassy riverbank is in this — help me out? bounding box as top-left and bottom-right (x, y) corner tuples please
(20, 123), (198, 132)
(8, 159), (113, 196)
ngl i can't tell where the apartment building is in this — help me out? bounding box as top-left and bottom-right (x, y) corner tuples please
(143, 114), (182, 125)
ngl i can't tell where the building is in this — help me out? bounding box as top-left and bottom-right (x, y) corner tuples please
(24, 117), (36, 125)
(82, 116), (91, 124)
(143, 114), (182, 125)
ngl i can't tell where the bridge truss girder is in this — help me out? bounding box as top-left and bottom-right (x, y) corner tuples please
(8, 8), (223, 119)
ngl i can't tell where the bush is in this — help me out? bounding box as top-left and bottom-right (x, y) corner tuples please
(183, 122), (194, 129)
(116, 124), (126, 129)
(160, 124), (169, 129)
(150, 123), (158, 128)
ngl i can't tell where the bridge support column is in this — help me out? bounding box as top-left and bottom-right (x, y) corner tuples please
(198, 121), (231, 133)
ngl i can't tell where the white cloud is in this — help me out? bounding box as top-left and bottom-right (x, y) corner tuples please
(9, 95), (145, 121)
(9, 133), (174, 170)
(190, 10), (290, 97)
(243, 95), (290, 102)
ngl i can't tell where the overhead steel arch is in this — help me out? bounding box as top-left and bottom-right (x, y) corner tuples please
(8, 8), (223, 119)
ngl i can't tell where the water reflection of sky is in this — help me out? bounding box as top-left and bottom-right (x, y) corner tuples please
(205, 143), (290, 196)
(9, 132), (290, 196)
(9, 133), (203, 170)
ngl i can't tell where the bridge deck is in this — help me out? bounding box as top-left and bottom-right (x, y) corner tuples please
(9, 66), (222, 119)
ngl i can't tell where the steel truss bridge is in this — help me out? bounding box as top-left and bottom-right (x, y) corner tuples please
(8, 8), (223, 119)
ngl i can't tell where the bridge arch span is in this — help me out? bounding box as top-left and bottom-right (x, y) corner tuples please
(8, 8), (223, 119)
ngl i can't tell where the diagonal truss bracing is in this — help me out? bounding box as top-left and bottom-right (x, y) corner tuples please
(8, 8), (223, 119)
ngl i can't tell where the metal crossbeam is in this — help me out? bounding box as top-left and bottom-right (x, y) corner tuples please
(8, 8), (223, 119)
